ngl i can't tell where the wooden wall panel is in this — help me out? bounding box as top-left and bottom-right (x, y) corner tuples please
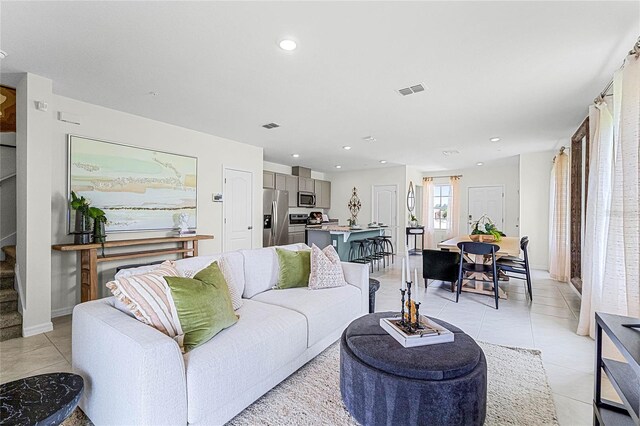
(569, 117), (589, 293)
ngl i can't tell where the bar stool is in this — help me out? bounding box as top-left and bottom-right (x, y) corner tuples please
(378, 235), (395, 264)
(348, 240), (369, 266)
(366, 238), (383, 271)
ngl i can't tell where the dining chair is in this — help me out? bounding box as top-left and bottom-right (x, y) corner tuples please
(497, 238), (532, 301)
(498, 236), (529, 264)
(456, 242), (500, 309)
(422, 249), (461, 292)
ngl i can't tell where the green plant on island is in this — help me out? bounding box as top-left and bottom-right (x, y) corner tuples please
(470, 214), (504, 241)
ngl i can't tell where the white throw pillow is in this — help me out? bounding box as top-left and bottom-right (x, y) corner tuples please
(308, 244), (347, 290)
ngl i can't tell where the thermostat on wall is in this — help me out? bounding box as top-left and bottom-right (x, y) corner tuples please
(213, 193), (223, 202)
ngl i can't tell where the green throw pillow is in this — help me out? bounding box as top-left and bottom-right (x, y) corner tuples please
(164, 262), (238, 352)
(276, 248), (311, 289)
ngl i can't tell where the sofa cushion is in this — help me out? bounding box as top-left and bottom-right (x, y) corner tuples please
(164, 262), (239, 351)
(275, 248), (311, 289)
(251, 285), (361, 347)
(106, 261), (181, 338)
(309, 244), (347, 290)
(173, 255), (221, 278)
(241, 244), (309, 298)
(184, 299), (307, 425)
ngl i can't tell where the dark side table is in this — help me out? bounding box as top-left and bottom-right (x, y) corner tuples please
(0, 373), (84, 426)
(369, 278), (380, 313)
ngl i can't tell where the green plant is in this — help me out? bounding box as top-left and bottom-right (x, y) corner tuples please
(70, 191), (90, 214)
(409, 214), (417, 222)
(87, 206), (107, 223)
(470, 215), (504, 241)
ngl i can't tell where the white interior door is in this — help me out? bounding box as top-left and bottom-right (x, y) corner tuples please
(224, 168), (253, 251)
(372, 185), (398, 249)
(467, 186), (504, 233)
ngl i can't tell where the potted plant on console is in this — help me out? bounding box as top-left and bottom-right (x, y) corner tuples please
(87, 207), (107, 244)
(70, 191), (92, 244)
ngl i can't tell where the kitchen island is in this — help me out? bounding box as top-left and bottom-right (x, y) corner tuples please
(306, 226), (387, 261)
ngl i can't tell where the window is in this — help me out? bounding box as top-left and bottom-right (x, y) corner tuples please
(433, 184), (451, 229)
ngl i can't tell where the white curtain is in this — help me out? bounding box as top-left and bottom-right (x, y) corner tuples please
(446, 176), (461, 239)
(549, 151), (571, 282)
(422, 178), (435, 248)
(578, 52), (640, 337)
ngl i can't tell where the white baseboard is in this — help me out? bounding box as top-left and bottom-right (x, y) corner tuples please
(52, 306), (74, 318)
(23, 321), (53, 337)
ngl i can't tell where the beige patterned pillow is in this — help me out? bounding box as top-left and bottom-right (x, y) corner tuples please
(218, 256), (243, 310)
(309, 244), (347, 290)
(106, 261), (183, 339)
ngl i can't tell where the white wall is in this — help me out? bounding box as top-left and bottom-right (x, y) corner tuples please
(1, 134), (17, 251)
(49, 95), (264, 316)
(327, 165), (409, 254)
(519, 151), (554, 269)
(17, 73), (53, 335)
(423, 156), (521, 240)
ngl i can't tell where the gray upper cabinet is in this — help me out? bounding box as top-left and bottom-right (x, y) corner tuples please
(315, 180), (331, 209)
(299, 177), (315, 193)
(263, 171), (275, 189)
(274, 173), (287, 191)
(285, 175), (298, 207)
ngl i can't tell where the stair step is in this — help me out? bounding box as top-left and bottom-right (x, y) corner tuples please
(0, 260), (14, 278)
(0, 300), (17, 313)
(0, 288), (17, 303)
(0, 276), (14, 290)
(0, 311), (22, 329)
(0, 324), (22, 341)
(1, 245), (16, 262)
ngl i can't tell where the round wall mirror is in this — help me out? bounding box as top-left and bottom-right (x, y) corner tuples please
(407, 181), (415, 213)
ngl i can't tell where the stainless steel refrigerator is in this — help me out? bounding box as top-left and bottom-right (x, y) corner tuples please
(263, 189), (289, 247)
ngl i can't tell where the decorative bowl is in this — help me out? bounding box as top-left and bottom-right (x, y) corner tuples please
(469, 234), (496, 242)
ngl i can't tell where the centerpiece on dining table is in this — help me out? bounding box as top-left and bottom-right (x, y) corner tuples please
(379, 258), (454, 347)
(469, 214), (504, 242)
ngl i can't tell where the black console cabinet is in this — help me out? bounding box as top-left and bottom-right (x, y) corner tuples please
(594, 312), (640, 426)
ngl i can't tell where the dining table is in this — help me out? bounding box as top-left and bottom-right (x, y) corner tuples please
(437, 235), (521, 299)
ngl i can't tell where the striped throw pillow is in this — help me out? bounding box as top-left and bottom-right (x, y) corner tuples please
(106, 261), (183, 340)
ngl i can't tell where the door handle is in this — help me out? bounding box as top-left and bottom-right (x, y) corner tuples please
(248, 226), (253, 230)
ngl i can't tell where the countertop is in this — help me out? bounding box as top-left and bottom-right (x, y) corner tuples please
(306, 225), (389, 233)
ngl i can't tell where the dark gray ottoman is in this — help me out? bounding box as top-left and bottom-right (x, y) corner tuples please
(340, 312), (487, 426)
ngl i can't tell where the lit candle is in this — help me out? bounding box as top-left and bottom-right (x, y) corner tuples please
(401, 258), (406, 290)
(414, 268), (418, 286)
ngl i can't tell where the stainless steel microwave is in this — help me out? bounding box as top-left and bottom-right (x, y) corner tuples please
(298, 191), (316, 208)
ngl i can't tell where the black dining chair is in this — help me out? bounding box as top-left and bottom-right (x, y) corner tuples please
(497, 238), (533, 301)
(498, 236), (529, 264)
(422, 249), (461, 292)
(456, 242), (500, 309)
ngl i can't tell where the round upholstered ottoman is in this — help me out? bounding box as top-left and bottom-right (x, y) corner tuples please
(340, 312), (487, 426)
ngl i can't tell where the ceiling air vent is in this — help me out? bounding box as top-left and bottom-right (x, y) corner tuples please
(262, 122), (280, 129)
(397, 83), (426, 96)
(442, 150), (460, 156)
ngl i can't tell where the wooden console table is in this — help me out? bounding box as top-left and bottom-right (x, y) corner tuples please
(52, 235), (213, 302)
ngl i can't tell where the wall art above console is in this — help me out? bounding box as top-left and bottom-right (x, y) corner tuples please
(68, 134), (197, 233)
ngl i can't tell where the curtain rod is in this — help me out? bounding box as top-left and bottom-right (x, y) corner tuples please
(423, 174), (462, 180)
(595, 36), (640, 102)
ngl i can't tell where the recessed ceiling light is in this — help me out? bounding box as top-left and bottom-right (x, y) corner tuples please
(489, 137), (501, 142)
(279, 39), (297, 51)
(148, 91), (159, 96)
(291, 154), (300, 158)
(0, 50), (7, 59)
(476, 162), (484, 166)
(343, 146), (352, 150)
(379, 160), (387, 164)
(335, 165), (342, 169)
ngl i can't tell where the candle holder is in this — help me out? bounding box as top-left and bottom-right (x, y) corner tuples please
(398, 280), (421, 334)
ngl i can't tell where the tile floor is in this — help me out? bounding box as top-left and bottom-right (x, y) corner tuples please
(0, 261), (616, 425)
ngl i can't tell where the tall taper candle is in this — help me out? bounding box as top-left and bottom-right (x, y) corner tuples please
(407, 256), (410, 282)
(401, 258), (406, 290)
(414, 268), (418, 287)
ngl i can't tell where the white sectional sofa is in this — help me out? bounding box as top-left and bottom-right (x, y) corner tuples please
(72, 244), (369, 425)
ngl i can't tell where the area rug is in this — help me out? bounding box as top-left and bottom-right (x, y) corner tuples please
(65, 341), (558, 426)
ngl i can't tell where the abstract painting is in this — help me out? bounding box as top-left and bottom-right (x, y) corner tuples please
(68, 135), (197, 232)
